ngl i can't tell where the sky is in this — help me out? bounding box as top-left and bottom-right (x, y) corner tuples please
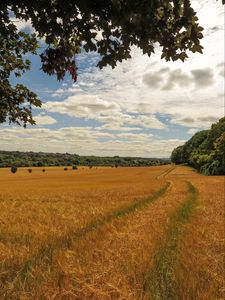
(1, 0), (224, 158)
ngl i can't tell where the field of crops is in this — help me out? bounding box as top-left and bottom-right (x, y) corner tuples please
(0, 165), (224, 299)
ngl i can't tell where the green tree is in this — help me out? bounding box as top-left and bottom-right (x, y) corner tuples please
(171, 145), (185, 164)
(10, 165), (18, 173)
(1, 1), (224, 126)
(171, 117), (225, 175)
(214, 132), (225, 172)
(202, 117), (225, 150)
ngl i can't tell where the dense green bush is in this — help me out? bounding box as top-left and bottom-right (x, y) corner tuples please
(11, 166), (17, 173)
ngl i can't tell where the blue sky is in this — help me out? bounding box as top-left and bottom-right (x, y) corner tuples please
(0, 0), (224, 157)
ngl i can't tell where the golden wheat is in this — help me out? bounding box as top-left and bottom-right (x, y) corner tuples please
(0, 165), (224, 299)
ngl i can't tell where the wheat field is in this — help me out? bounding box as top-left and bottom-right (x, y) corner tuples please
(0, 165), (224, 299)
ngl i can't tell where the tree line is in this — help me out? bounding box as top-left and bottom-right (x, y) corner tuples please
(171, 117), (225, 175)
(0, 151), (170, 168)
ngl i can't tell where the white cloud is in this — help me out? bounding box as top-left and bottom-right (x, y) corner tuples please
(143, 67), (215, 91)
(44, 93), (166, 130)
(191, 68), (214, 87)
(124, 115), (166, 130)
(43, 95), (121, 119)
(96, 124), (142, 132)
(79, 81), (95, 88)
(34, 114), (57, 125)
(187, 128), (199, 135)
(10, 17), (34, 32)
(42, 19), (222, 133)
(117, 132), (153, 140)
(0, 127), (184, 158)
(143, 73), (162, 88)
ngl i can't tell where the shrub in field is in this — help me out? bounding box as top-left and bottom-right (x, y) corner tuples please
(10, 166), (17, 173)
(42, 169), (46, 172)
(28, 168), (32, 173)
(72, 165), (78, 170)
(64, 167), (68, 171)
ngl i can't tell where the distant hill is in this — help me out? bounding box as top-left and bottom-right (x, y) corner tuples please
(0, 151), (170, 168)
(171, 117), (225, 175)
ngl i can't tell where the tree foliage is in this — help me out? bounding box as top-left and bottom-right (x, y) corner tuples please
(171, 117), (225, 175)
(1, 1), (224, 126)
(0, 7), (41, 126)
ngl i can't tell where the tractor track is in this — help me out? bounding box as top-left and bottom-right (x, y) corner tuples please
(143, 181), (198, 300)
(3, 168), (172, 296)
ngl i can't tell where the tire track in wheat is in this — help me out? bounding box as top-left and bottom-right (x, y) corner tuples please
(3, 168), (171, 297)
(143, 181), (198, 300)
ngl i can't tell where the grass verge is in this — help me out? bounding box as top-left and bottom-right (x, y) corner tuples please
(143, 181), (198, 300)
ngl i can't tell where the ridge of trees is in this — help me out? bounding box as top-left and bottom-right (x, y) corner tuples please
(171, 117), (225, 175)
(0, 151), (170, 168)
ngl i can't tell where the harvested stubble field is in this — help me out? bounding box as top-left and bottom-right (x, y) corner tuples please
(0, 165), (224, 299)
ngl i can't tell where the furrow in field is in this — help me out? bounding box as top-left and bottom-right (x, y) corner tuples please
(2, 182), (170, 297)
(143, 181), (198, 300)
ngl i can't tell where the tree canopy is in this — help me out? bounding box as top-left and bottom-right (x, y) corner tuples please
(171, 117), (225, 175)
(1, 1), (224, 126)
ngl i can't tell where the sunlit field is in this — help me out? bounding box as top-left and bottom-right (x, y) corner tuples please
(0, 165), (224, 299)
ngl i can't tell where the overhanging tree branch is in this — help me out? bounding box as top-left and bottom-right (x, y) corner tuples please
(0, 1), (224, 126)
